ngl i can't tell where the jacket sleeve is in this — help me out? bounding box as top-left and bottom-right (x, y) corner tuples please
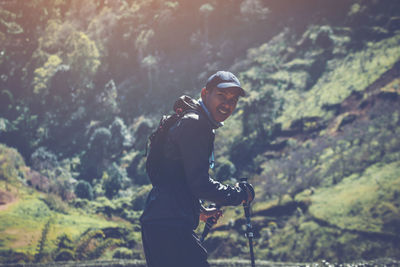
(171, 114), (245, 206)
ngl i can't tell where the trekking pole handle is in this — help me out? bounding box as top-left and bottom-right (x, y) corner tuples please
(240, 177), (253, 206)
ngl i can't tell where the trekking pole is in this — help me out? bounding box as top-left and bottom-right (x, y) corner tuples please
(200, 203), (220, 243)
(240, 178), (256, 267)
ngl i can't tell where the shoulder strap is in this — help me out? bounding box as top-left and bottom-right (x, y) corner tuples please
(173, 95), (201, 116)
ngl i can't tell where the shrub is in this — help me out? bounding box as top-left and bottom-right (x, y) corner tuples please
(94, 196), (116, 217)
(48, 171), (76, 201)
(79, 127), (112, 181)
(75, 229), (105, 260)
(109, 117), (132, 157)
(229, 136), (257, 169)
(71, 198), (90, 209)
(127, 153), (149, 185)
(35, 219), (52, 263)
(131, 115), (153, 151)
(0, 143), (27, 182)
(88, 127), (112, 156)
(54, 249), (74, 262)
(26, 169), (50, 192)
(41, 194), (68, 214)
(103, 163), (123, 199)
(112, 247), (135, 259)
(0, 249), (33, 264)
(87, 238), (121, 260)
(215, 157), (236, 182)
(131, 185), (152, 211)
(54, 234), (75, 261)
(31, 147), (59, 172)
(75, 180), (94, 200)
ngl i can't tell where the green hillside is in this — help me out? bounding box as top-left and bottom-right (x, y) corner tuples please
(0, 144), (141, 263)
(0, 0), (399, 264)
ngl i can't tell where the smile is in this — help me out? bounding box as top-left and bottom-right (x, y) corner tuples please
(217, 107), (229, 115)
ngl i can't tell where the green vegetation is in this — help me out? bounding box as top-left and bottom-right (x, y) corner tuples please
(278, 35), (400, 127)
(262, 161), (400, 262)
(1, 0), (400, 264)
(0, 144), (27, 183)
(0, 182), (125, 252)
(307, 161), (400, 234)
(0, 144), (142, 263)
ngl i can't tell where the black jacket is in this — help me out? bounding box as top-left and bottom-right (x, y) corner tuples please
(140, 96), (245, 229)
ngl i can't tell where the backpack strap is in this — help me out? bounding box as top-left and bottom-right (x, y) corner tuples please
(173, 95), (200, 115)
(145, 95), (202, 185)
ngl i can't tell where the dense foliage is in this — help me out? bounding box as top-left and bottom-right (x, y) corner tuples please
(1, 0), (400, 264)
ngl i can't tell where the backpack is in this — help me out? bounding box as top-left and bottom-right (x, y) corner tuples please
(145, 95), (200, 185)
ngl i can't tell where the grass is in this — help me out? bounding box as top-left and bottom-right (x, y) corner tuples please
(0, 182), (121, 256)
(0, 143), (129, 258)
(277, 34), (400, 128)
(303, 160), (400, 233)
(380, 77), (400, 94)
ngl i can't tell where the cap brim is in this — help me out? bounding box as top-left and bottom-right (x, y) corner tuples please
(217, 82), (246, 96)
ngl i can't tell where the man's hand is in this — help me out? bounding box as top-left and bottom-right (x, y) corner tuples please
(199, 207), (223, 223)
(237, 182), (255, 204)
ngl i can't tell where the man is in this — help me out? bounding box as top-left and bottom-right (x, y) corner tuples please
(140, 71), (255, 267)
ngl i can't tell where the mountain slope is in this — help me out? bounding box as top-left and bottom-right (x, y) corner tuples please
(0, 0), (400, 264)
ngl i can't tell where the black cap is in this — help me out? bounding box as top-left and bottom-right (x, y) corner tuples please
(206, 71), (245, 97)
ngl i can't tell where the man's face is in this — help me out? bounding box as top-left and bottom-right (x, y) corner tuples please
(202, 87), (240, 122)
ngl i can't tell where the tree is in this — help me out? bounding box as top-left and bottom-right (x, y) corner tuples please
(108, 116), (132, 157)
(103, 163), (123, 199)
(141, 54), (159, 93)
(79, 127), (112, 181)
(242, 90), (283, 139)
(30, 147), (58, 174)
(240, 0), (269, 21)
(32, 55), (63, 96)
(135, 28), (154, 62)
(75, 180), (94, 200)
(95, 80), (120, 120)
(64, 31), (100, 89)
(199, 3), (214, 44)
